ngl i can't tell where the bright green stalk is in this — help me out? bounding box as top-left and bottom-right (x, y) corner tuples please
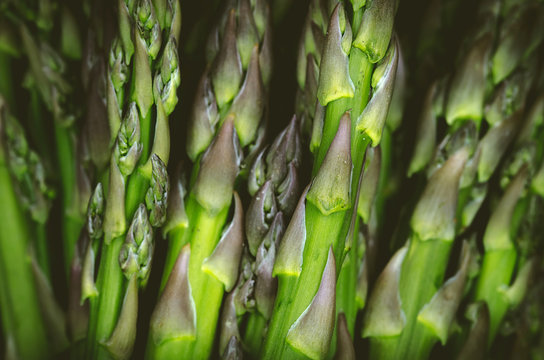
(85, 1), (180, 358)
(149, 118), (242, 359)
(150, 1), (271, 358)
(0, 100), (50, 360)
(212, 117), (301, 357)
(264, 2), (398, 358)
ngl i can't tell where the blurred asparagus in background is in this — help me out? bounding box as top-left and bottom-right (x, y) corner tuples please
(0, 98), (60, 360)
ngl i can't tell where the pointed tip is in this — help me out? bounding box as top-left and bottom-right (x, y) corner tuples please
(245, 180), (277, 256)
(316, 4), (354, 106)
(362, 245), (407, 337)
(211, 9), (243, 108)
(194, 118), (241, 214)
(417, 240), (475, 344)
(229, 44), (265, 148)
(222, 336), (244, 360)
(411, 148), (469, 242)
(287, 246), (336, 359)
(353, 0), (395, 63)
(277, 162), (300, 217)
(255, 212), (284, 319)
(150, 244), (196, 345)
(307, 113), (352, 215)
(202, 192), (245, 291)
(274, 185), (309, 277)
(356, 40), (399, 146)
(335, 313), (356, 360)
(163, 164), (189, 236)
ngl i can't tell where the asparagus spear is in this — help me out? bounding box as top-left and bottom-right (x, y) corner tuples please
(149, 1), (271, 358)
(264, 1), (398, 358)
(214, 116), (301, 356)
(0, 98), (51, 360)
(363, 147), (471, 360)
(85, 0), (180, 358)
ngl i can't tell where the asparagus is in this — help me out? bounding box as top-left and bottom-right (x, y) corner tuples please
(0, 98), (51, 359)
(363, 147), (471, 360)
(363, 2), (543, 358)
(264, 1), (398, 358)
(214, 116), (301, 356)
(149, 1), (271, 358)
(294, 0), (329, 143)
(84, 0), (180, 358)
(17, 11), (84, 276)
(472, 90), (544, 347)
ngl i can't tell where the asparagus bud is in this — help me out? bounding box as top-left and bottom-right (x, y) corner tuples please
(317, 4), (354, 106)
(150, 244), (196, 344)
(202, 192), (245, 292)
(212, 10), (243, 108)
(353, 0), (396, 63)
(115, 103), (143, 177)
(162, 164), (189, 236)
(254, 212), (284, 319)
(193, 118), (242, 215)
(286, 246), (337, 359)
(335, 313), (356, 360)
(87, 183), (105, 240)
(477, 110), (524, 183)
(119, 204), (154, 281)
(274, 185), (309, 277)
(103, 276), (139, 360)
(219, 292), (242, 355)
(456, 302), (490, 360)
(362, 245), (407, 337)
(411, 147), (469, 242)
(307, 113), (352, 215)
(223, 336), (244, 360)
(417, 241), (476, 344)
(445, 34), (493, 125)
(246, 180), (278, 256)
(145, 154), (169, 227)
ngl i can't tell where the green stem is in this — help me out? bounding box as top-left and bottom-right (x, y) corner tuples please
(54, 122), (78, 275)
(244, 313), (267, 356)
(371, 237), (452, 360)
(152, 195), (229, 359)
(0, 152), (50, 360)
(160, 225), (190, 291)
(125, 111), (154, 218)
(125, 169), (150, 220)
(263, 204), (346, 359)
(474, 249), (517, 345)
(86, 236), (125, 360)
(35, 222), (51, 281)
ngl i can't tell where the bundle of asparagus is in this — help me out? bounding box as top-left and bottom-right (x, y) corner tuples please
(0, 0), (542, 359)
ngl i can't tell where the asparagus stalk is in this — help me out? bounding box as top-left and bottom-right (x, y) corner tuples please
(0, 98), (51, 360)
(214, 116), (301, 356)
(264, 2), (398, 358)
(149, 1), (271, 358)
(294, 0), (329, 142)
(472, 88), (544, 347)
(363, 147), (470, 360)
(85, 0), (180, 358)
